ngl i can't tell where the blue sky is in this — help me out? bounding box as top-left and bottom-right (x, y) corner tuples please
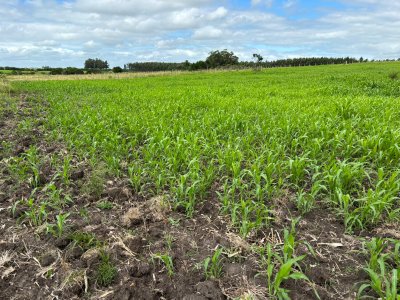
(0, 0), (399, 67)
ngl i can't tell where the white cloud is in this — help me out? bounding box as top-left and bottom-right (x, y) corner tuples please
(283, 0), (297, 9)
(193, 26), (224, 39)
(208, 7), (228, 19)
(251, 0), (273, 7)
(0, 0), (399, 67)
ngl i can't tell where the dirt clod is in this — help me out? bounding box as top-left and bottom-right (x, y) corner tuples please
(70, 170), (85, 180)
(196, 281), (225, 300)
(81, 248), (101, 267)
(40, 251), (57, 267)
(129, 262), (151, 277)
(121, 207), (143, 227)
(183, 294), (208, 300)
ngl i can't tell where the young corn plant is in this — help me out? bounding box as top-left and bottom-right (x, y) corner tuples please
(257, 220), (314, 299)
(61, 155), (71, 185)
(173, 173), (201, 217)
(128, 163), (145, 194)
(43, 182), (72, 209)
(152, 253), (174, 277)
(24, 146), (41, 188)
(203, 247), (224, 279)
(358, 238), (400, 300)
(22, 198), (48, 227)
(47, 212), (70, 238)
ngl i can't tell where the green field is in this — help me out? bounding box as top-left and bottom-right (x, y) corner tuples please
(1, 62), (400, 299)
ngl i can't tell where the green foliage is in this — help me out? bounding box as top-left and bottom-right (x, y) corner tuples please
(96, 251), (117, 287)
(43, 182), (72, 209)
(46, 212), (70, 238)
(84, 58), (109, 70)
(61, 155), (71, 185)
(152, 253), (174, 276)
(358, 238), (400, 300)
(81, 164), (107, 199)
(206, 49), (239, 68)
(256, 221), (314, 299)
(112, 66), (123, 73)
(15, 197), (48, 227)
(70, 231), (100, 250)
(13, 62), (400, 238)
(23, 146), (41, 188)
(203, 247), (224, 279)
(97, 200), (113, 210)
(388, 71), (399, 80)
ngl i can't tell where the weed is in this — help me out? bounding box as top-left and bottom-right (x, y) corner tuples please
(164, 233), (174, 251)
(82, 163), (107, 199)
(96, 251), (117, 287)
(168, 217), (180, 227)
(97, 200), (113, 210)
(70, 231), (100, 250)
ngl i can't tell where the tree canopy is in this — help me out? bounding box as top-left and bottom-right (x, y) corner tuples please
(84, 58), (109, 70)
(205, 50), (239, 68)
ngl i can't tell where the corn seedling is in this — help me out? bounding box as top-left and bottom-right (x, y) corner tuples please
(358, 238), (400, 300)
(47, 212), (70, 238)
(203, 247), (224, 279)
(152, 253), (174, 276)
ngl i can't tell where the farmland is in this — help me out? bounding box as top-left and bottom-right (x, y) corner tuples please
(1, 62), (400, 299)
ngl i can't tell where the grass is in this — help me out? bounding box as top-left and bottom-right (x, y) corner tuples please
(97, 200), (113, 210)
(96, 251), (117, 287)
(70, 231), (100, 250)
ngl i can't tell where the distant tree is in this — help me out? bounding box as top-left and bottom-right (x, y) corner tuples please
(112, 66), (123, 73)
(253, 53), (263, 63)
(125, 62), (191, 72)
(252, 53), (264, 70)
(50, 68), (63, 75)
(84, 58), (109, 70)
(183, 60), (191, 70)
(205, 50), (239, 68)
(190, 60), (207, 70)
(63, 67), (84, 75)
(359, 57), (364, 63)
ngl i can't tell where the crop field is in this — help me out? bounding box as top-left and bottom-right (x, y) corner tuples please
(1, 62), (400, 299)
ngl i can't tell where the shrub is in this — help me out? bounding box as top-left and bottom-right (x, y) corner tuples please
(112, 66), (123, 73)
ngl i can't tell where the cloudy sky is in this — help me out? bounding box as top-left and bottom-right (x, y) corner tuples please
(1, 0), (399, 67)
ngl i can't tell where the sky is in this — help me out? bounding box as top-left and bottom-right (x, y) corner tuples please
(0, 0), (399, 68)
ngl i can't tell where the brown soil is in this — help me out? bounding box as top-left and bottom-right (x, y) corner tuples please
(0, 93), (383, 300)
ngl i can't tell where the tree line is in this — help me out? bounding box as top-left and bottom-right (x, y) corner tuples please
(2, 51), (400, 75)
(123, 50), (393, 72)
